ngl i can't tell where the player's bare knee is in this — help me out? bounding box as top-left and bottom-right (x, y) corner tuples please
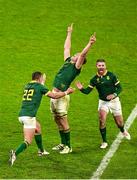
(99, 113), (106, 121)
(60, 118), (69, 130)
(99, 119), (106, 128)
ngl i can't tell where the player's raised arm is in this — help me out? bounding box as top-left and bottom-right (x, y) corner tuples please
(75, 33), (96, 69)
(64, 23), (73, 61)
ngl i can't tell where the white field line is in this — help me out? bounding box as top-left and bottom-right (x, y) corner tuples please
(91, 104), (137, 180)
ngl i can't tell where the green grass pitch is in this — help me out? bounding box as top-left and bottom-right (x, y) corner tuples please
(0, 0), (137, 179)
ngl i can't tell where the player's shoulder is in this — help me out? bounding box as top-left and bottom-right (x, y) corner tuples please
(25, 81), (37, 88)
(92, 74), (98, 79)
(39, 83), (48, 89)
(107, 71), (117, 77)
(32, 82), (42, 88)
(90, 74), (97, 82)
(30, 82), (47, 90)
(38, 84), (49, 94)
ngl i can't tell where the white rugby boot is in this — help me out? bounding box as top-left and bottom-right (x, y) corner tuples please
(60, 146), (72, 154)
(38, 149), (50, 156)
(52, 144), (65, 151)
(122, 130), (131, 140)
(9, 150), (16, 166)
(100, 142), (108, 149)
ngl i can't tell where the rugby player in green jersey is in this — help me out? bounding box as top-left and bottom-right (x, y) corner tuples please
(9, 71), (74, 166)
(50, 24), (96, 154)
(76, 59), (131, 149)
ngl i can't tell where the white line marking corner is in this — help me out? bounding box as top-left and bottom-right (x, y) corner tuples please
(91, 104), (137, 180)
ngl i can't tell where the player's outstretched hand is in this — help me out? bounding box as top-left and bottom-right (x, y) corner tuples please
(67, 23), (73, 33)
(66, 87), (75, 94)
(89, 32), (96, 44)
(76, 81), (83, 90)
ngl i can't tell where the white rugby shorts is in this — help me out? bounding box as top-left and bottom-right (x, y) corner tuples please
(98, 97), (122, 116)
(18, 116), (36, 129)
(50, 95), (70, 116)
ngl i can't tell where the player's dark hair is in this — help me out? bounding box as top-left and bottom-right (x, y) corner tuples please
(96, 59), (106, 63)
(32, 71), (42, 80)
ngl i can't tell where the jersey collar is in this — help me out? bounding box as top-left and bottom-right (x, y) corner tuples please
(30, 80), (37, 83)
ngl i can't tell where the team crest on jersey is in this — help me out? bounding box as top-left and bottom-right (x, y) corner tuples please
(106, 76), (110, 80)
(97, 78), (100, 83)
(61, 83), (65, 88)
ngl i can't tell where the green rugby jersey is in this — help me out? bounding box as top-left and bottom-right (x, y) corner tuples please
(19, 81), (49, 117)
(81, 71), (122, 101)
(53, 57), (81, 91)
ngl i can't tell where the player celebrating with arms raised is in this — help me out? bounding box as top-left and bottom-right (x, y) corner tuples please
(76, 59), (131, 149)
(9, 71), (74, 166)
(50, 24), (96, 154)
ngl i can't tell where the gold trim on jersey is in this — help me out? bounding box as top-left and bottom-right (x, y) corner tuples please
(88, 85), (94, 89)
(115, 81), (120, 85)
(30, 80), (37, 83)
(45, 91), (51, 96)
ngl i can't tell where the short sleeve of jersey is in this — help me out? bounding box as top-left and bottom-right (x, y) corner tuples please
(40, 84), (49, 95)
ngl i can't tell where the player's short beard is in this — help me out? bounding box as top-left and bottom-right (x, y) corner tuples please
(98, 68), (105, 75)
